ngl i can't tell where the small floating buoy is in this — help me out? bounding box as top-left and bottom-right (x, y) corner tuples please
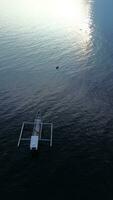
(56, 66), (59, 70)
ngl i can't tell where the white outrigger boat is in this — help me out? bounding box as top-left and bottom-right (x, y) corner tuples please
(17, 111), (53, 151)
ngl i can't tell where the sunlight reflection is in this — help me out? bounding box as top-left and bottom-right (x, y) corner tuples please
(0, 0), (93, 46)
(50, 0), (93, 47)
(25, 0), (92, 46)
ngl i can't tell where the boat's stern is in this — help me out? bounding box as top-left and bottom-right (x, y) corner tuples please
(30, 135), (39, 151)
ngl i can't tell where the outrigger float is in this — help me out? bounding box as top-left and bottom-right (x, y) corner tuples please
(17, 111), (53, 151)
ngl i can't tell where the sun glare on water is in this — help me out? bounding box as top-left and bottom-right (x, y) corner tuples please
(22, 0), (92, 42)
(20, 0), (91, 26)
(0, 0), (93, 44)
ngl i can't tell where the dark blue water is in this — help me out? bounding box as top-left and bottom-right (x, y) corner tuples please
(0, 0), (113, 198)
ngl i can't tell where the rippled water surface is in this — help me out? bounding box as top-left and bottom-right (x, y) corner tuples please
(0, 0), (113, 197)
